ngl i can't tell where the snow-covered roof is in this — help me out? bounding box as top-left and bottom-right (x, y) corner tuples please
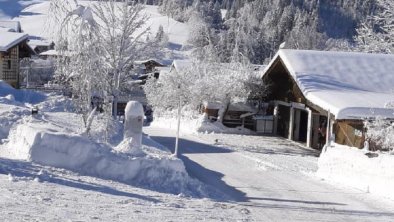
(28, 39), (53, 50)
(171, 60), (193, 73)
(134, 59), (163, 66)
(0, 31), (28, 52)
(0, 20), (21, 32)
(263, 49), (394, 120)
(39, 49), (58, 56)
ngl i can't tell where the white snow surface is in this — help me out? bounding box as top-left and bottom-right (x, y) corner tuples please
(264, 49), (394, 120)
(317, 143), (394, 201)
(0, 31), (28, 51)
(0, 84), (213, 197)
(12, 2), (190, 46)
(145, 126), (394, 221)
(1, 115), (210, 197)
(1, 89), (394, 220)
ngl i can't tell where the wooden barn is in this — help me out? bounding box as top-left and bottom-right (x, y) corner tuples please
(262, 49), (394, 149)
(0, 31), (31, 88)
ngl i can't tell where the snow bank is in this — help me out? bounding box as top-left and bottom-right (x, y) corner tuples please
(0, 80), (46, 103)
(4, 120), (207, 196)
(317, 144), (394, 200)
(0, 104), (29, 140)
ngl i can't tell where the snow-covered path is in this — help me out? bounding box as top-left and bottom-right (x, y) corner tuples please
(144, 126), (394, 221)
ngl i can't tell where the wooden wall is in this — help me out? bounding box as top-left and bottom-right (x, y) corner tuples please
(0, 45), (19, 88)
(334, 120), (365, 148)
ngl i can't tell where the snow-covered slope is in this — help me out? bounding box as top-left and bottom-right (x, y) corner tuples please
(11, 1), (190, 55)
(0, 0), (45, 19)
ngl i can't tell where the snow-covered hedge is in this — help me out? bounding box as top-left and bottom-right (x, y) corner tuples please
(5, 122), (207, 196)
(317, 144), (394, 200)
(151, 114), (255, 135)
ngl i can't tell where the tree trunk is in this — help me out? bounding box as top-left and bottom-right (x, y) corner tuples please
(217, 101), (230, 123)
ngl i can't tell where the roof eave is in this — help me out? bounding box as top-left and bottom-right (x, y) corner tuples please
(0, 34), (29, 52)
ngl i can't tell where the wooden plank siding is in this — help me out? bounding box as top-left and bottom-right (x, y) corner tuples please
(334, 120), (365, 148)
(0, 45), (19, 88)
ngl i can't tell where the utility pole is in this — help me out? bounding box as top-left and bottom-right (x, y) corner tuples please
(174, 93), (181, 157)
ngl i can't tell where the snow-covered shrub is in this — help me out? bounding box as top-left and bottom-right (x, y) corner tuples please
(144, 59), (266, 122)
(364, 116), (394, 153)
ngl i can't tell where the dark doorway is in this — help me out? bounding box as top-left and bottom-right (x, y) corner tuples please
(299, 110), (308, 142)
(277, 105), (290, 138)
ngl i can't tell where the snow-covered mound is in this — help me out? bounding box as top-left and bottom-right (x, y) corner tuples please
(317, 144), (394, 200)
(0, 80), (46, 104)
(3, 117), (209, 196)
(0, 104), (29, 140)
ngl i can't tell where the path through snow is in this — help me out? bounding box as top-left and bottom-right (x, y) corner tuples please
(144, 126), (394, 221)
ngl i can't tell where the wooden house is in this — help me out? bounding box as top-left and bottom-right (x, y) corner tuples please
(0, 31), (30, 88)
(28, 39), (55, 55)
(262, 49), (394, 149)
(134, 59), (165, 74)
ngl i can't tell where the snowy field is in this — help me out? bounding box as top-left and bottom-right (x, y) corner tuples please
(8, 0), (191, 63)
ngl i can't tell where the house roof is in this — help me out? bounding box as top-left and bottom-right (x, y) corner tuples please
(28, 39), (53, 50)
(0, 21), (21, 32)
(262, 49), (394, 120)
(134, 59), (164, 66)
(171, 60), (193, 73)
(0, 31), (29, 52)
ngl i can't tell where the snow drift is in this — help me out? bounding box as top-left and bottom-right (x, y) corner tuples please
(0, 80), (46, 104)
(4, 119), (208, 196)
(317, 144), (394, 200)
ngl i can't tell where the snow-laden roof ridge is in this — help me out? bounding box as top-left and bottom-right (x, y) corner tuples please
(0, 31), (28, 52)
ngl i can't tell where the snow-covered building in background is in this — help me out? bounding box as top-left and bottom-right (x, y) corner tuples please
(134, 59), (165, 75)
(0, 30), (31, 88)
(28, 39), (55, 55)
(262, 49), (394, 149)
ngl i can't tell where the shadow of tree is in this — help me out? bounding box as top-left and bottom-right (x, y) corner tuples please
(149, 136), (247, 202)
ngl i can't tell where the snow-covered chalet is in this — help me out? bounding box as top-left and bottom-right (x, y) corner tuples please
(0, 21), (31, 88)
(261, 49), (394, 149)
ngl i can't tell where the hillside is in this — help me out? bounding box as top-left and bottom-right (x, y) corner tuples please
(9, 1), (191, 63)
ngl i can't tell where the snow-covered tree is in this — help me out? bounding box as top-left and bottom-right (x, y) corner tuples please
(364, 116), (394, 153)
(354, 0), (394, 53)
(144, 57), (264, 122)
(155, 25), (169, 47)
(49, 0), (152, 133)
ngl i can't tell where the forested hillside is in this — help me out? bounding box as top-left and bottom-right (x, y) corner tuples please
(139, 0), (388, 64)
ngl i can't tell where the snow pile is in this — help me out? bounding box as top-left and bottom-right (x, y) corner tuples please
(0, 105), (29, 140)
(3, 119), (208, 196)
(0, 80), (46, 103)
(316, 144), (394, 200)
